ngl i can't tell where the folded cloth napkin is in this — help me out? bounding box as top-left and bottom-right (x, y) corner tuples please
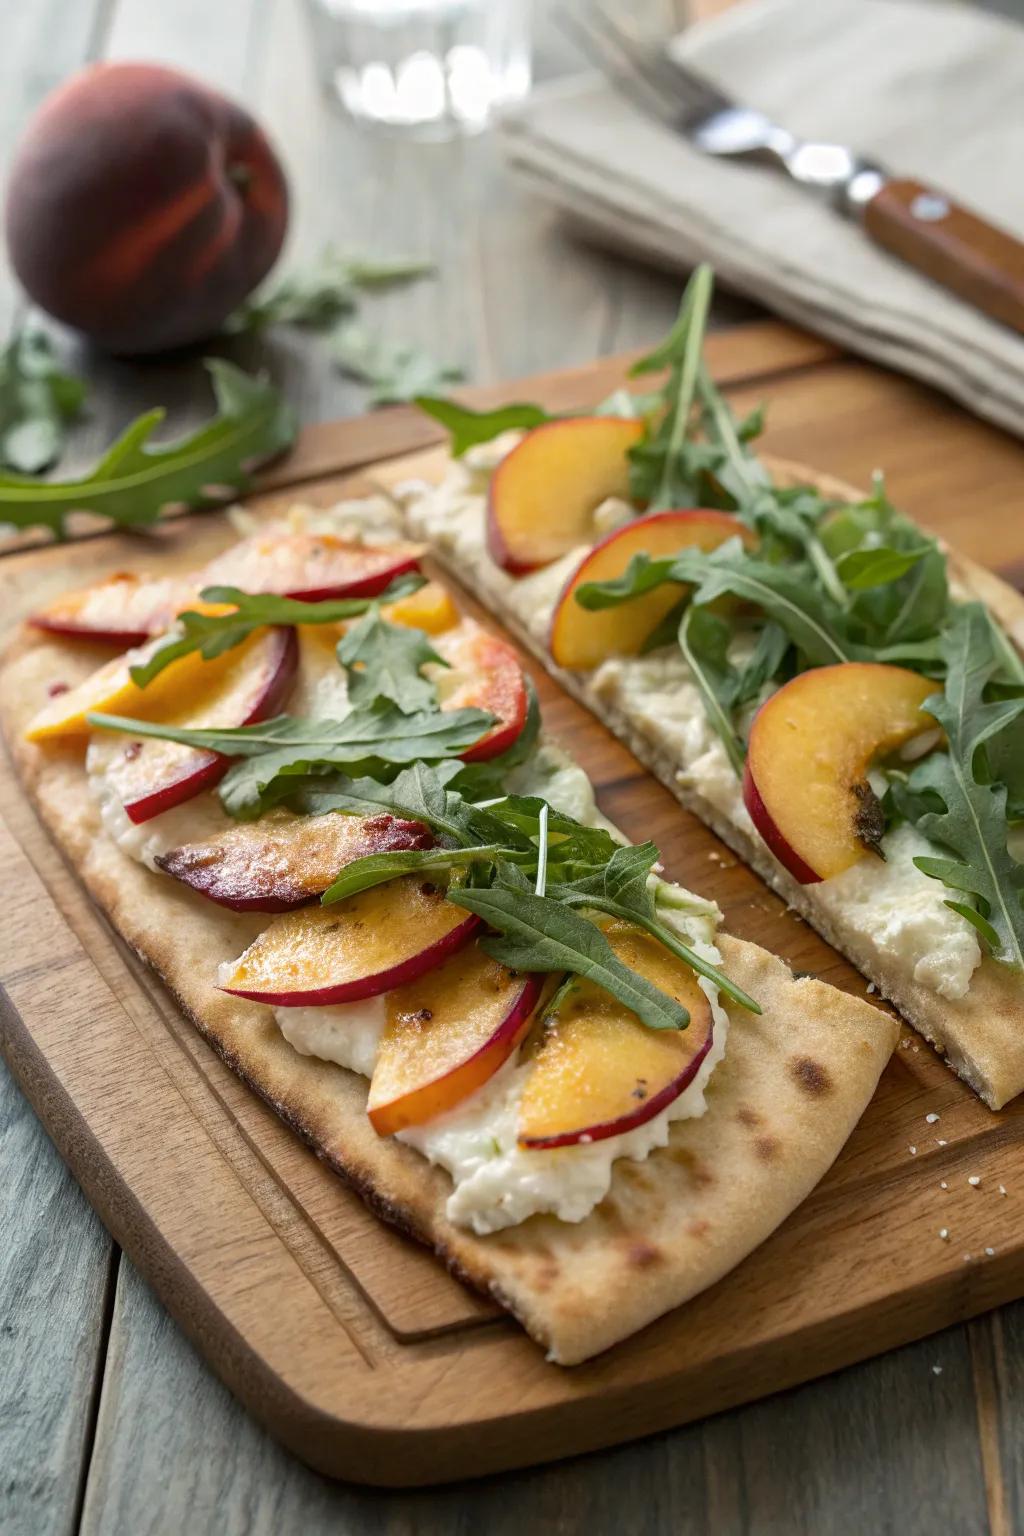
(500, 0), (1024, 437)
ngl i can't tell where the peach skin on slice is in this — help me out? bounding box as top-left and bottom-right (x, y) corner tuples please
(199, 529), (424, 601)
(486, 417), (644, 574)
(29, 571), (193, 647)
(549, 509), (753, 670)
(743, 662), (938, 884)
(218, 877), (480, 1006)
(432, 619), (528, 761)
(93, 626), (298, 824)
(517, 920), (714, 1149)
(157, 810), (432, 912)
(366, 945), (543, 1135)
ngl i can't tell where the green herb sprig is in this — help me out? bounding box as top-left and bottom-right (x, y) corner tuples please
(129, 574), (425, 689)
(0, 360), (294, 540)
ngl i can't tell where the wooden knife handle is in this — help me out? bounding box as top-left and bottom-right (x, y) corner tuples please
(863, 178), (1024, 333)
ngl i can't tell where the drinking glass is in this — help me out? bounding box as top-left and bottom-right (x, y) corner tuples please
(303, 0), (532, 139)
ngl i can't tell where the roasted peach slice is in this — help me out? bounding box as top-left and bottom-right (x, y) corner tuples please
(23, 613), (240, 742)
(199, 530), (424, 601)
(487, 417), (644, 574)
(366, 945), (543, 1134)
(157, 810), (432, 911)
(93, 626), (298, 824)
(518, 921), (714, 1149)
(219, 877), (480, 1005)
(432, 619), (528, 761)
(29, 571), (192, 647)
(743, 662), (938, 883)
(381, 579), (459, 636)
(549, 509), (752, 670)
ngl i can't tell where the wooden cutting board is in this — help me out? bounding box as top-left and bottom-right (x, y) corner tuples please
(3, 321), (1024, 1487)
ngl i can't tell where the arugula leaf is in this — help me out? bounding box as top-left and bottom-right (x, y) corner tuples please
(0, 328), (86, 473)
(129, 574), (424, 688)
(299, 761), (475, 842)
(668, 547), (850, 666)
(734, 621), (791, 705)
(627, 264), (713, 512)
(0, 360), (294, 540)
(677, 606), (744, 774)
(448, 868), (691, 1032)
(225, 248), (433, 333)
(550, 844), (761, 1014)
(836, 545), (928, 591)
(906, 605), (1024, 968)
(336, 606), (443, 712)
(333, 325), (463, 406)
(87, 704), (494, 820)
(322, 844), (504, 904)
(415, 397), (552, 456)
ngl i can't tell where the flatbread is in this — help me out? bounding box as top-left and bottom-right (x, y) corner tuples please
(0, 574), (896, 1364)
(376, 447), (1024, 1111)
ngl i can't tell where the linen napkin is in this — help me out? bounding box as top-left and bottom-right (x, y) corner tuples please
(500, 0), (1024, 437)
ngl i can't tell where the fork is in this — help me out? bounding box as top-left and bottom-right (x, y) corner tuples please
(561, 4), (1024, 334)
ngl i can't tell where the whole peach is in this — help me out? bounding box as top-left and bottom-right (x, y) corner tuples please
(5, 62), (289, 354)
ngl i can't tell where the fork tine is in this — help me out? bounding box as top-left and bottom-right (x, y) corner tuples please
(558, 5), (682, 124)
(563, 3), (732, 128)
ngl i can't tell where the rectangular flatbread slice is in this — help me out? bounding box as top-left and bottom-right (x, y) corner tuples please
(0, 541), (896, 1364)
(381, 446), (1024, 1110)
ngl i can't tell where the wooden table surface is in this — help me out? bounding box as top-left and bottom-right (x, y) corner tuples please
(4, 2), (1024, 1532)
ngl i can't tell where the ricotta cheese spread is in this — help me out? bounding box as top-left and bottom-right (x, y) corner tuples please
(392, 450), (984, 1002)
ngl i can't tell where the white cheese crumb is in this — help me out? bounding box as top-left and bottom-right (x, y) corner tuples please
(963, 1253), (973, 1262)
(968, 1175), (981, 1187)
(932, 1364), (943, 1375)
(1000, 1184), (1008, 1196)
(926, 1112), (940, 1124)
(939, 1228), (949, 1240)
(909, 1145), (917, 1156)
(940, 1181), (949, 1190)
(937, 1138), (948, 1147)
(985, 1247), (996, 1257)
(866, 982), (877, 994)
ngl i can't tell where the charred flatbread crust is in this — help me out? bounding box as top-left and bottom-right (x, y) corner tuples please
(0, 571), (896, 1364)
(376, 447), (1024, 1111)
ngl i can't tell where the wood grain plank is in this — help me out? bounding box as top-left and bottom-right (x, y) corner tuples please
(0, 9), (122, 1535)
(78, 1254), (990, 1535)
(0, 1059), (115, 1536)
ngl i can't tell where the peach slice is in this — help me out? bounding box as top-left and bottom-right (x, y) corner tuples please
(549, 509), (752, 670)
(97, 626), (298, 824)
(743, 662), (938, 883)
(366, 945), (543, 1134)
(381, 580), (459, 636)
(432, 619), (528, 761)
(23, 614), (241, 742)
(157, 811), (432, 912)
(518, 921), (714, 1149)
(219, 877), (479, 1005)
(199, 530), (424, 602)
(487, 417), (644, 574)
(29, 571), (193, 647)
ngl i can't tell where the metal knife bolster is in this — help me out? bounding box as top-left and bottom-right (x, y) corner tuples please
(691, 106), (886, 217)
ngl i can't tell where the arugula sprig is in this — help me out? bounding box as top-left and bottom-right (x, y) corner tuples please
(906, 605), (1024, 963)
(129, 573), (425, 688)
(0, 328), (86, 474)
(87, 704), (494, 820)
(0, 360), (294, 540)
(308, 763), (759, 1021)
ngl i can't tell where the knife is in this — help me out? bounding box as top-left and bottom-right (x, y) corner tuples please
(563, 6), (1024, 335)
